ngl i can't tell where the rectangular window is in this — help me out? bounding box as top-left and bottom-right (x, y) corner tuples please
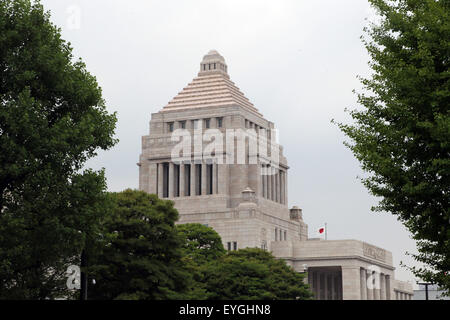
(275, 228), (278, 241)
(195, 164), (202, 195)
(233, 242), (237, 251)
(217, 117), (223, 128)
(184, 164), (191, 196)
(227, 242), (231, 251)
(180, 121), (186, 129)
(284, 230), (287, 241)
(206, 164), (213, 195)
(174, 164), (180, 197)
(205, 118), (210, 129)
(168, 122), (174, 132)
(163, 163), (169, 198)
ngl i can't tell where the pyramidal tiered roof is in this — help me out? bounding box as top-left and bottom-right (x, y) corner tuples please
(161, 50), (262, 116)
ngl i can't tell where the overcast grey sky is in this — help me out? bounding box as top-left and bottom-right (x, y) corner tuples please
(40, 0), (420, 285)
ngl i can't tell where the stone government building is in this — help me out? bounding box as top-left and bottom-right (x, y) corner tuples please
(138, 50), (414, 300)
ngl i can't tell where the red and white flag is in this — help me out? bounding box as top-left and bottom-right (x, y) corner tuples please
(316, 225), (326, 238)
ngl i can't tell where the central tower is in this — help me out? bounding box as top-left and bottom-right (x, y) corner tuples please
(138, 50), (414, 300)
(138, 50), (308, 251)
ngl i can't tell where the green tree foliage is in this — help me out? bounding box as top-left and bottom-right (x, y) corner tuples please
(336, 0), (449, 293)
(176, 223), (226, 299)
(177, 223), (226, 263)
(0, 0), (117, 299)
(199, 248), (312, 300)
(88, 190), (190, 300)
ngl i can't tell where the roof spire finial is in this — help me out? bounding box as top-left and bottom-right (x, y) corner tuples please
(199, 49), (228, 76)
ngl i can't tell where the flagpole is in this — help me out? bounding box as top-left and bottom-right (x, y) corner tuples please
(325, 223), (327, 240)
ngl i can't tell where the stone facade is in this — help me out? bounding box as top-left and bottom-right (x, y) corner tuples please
(138, 50), (413, 300)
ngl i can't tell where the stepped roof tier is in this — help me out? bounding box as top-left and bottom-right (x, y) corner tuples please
(161, 50), (263, 117)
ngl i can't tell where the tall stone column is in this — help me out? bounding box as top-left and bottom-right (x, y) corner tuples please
(158, 163), (164, 198)
(380, 273), (386, 300)
(360, 268), (367, 300)
(201, 162), (207, 195)
(275, 169), (279, 203)
(373, 272), (380, 300)
(270, 169), (275, 201)
(179, 163), (185, 197)
(341, 267), (361, 300)
(278, 171), (282, 203)
(190, 163), (196, 196)
(261, 165), (266, 198)
(263, 166), (267, 199)
(148, 163), (158, 194)
(323, 273), (328, 300)
(366, 270), (373, 300)
(284, 169), (288, 204)
(139, 161), (149, 192)
(278, 170), (281, 203)
(385, 275), (391, 300)
(273, 169), (277, 202)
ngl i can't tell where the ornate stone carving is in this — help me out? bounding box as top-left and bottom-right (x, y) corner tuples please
(363, 243), (386, 262)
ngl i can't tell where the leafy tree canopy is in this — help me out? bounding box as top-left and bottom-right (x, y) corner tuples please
(89, 190), (190, 300)
(177, 223), (226, 263)
(175, 223), (226, 299)
(336, 0), (449, 293)
(0, 0), (117, 299)
(199, 248), (313, 300)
